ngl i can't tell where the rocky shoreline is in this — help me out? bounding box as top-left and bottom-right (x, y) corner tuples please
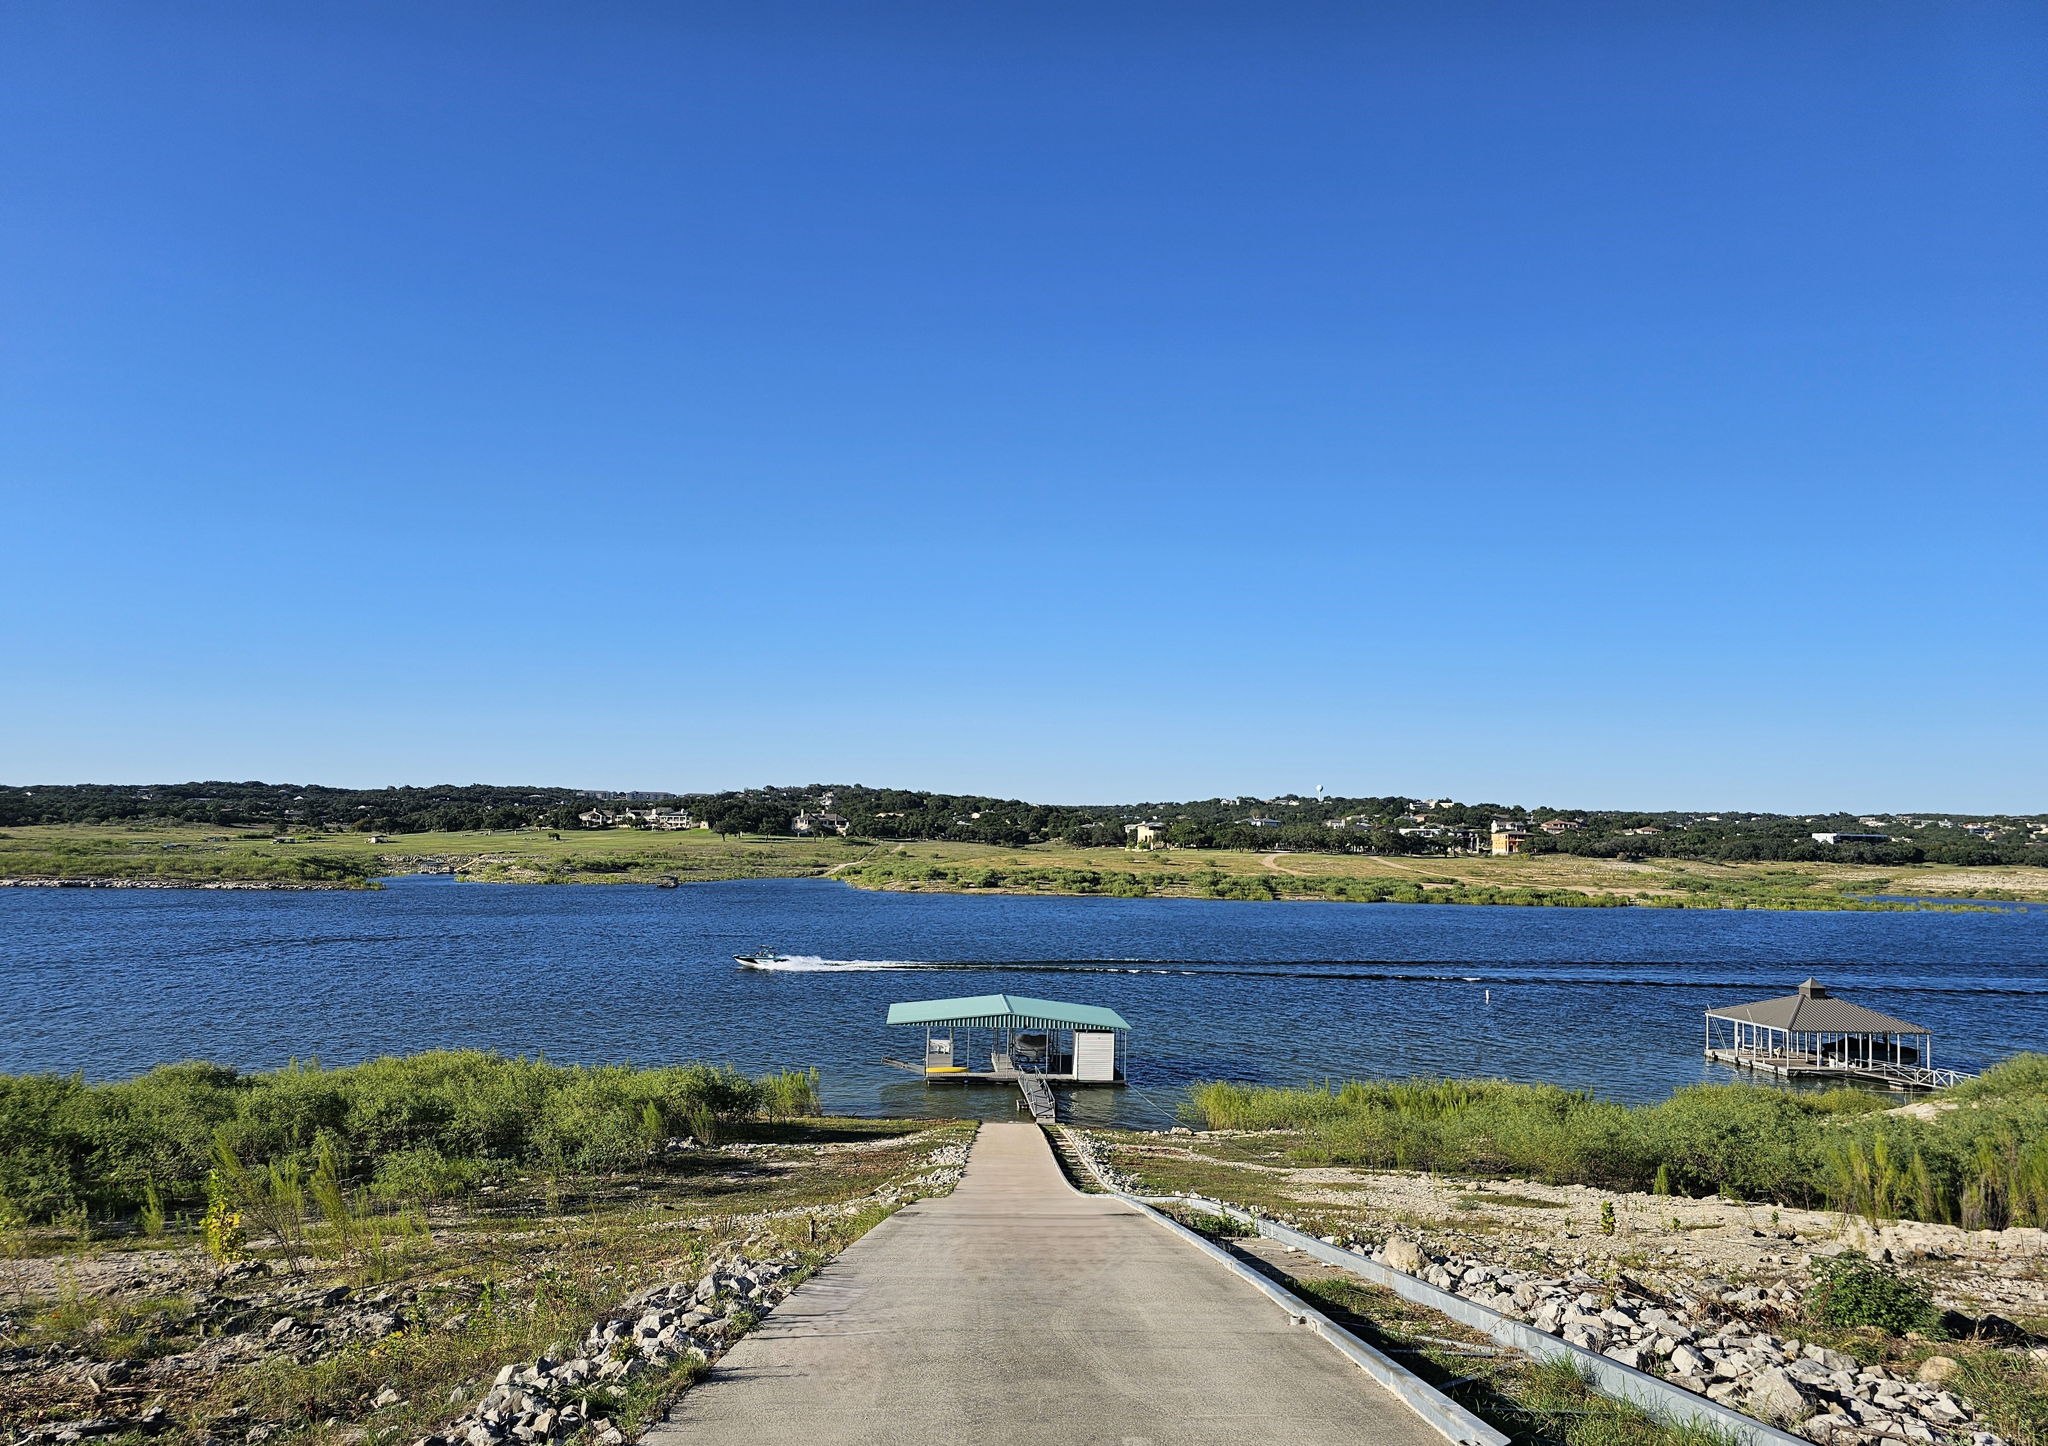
(1371, 1239), (2005, 1446)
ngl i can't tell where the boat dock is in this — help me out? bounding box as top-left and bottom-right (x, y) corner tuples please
(882, 991), (1131, 1086)
(1704, 979), (1972, 1091)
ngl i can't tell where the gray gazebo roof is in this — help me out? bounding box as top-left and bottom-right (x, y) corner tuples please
(1705, 979), (1925, 1035)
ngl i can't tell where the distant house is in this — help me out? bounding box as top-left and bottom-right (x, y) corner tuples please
(1539, 819), (1581, 835)
(650, 809), (695, 830)
(1489, 820), (1531, 856)
(1240, 818), (1283, 829)
(1811, 832), (1889, 845)
(577, 809), (617, 828)
(1623, 827), (1663, 836)
(1400, 825), (1483, 852)
(1124, 821), (1167, 844)
(793, 811), (851, 836)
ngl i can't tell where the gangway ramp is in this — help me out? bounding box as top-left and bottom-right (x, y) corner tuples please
(1016, 1072), (1056, 1123)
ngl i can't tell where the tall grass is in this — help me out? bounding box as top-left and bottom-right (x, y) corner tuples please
(0, 1050), (820, 1222)
(1186, 1055), (2048, 1227)
(759, 1067), (822, 1119)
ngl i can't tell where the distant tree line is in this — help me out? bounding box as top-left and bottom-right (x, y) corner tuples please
(0, 782), (597, 835)
(4, 780), (2042, 866)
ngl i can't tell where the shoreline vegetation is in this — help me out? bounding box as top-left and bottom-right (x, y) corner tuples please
(4, 824), (2047, 911)
(0, 1050), (973, 1446)
(6, 1052), (2041, 1241)
(1180, 1057), (2048, 1231)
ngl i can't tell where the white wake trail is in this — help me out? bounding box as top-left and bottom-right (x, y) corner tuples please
(738, 956), (936, 972)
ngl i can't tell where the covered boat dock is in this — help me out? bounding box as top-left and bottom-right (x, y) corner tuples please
(884, 992), (1131, 1088)
(1704, 978), (1967, 1090)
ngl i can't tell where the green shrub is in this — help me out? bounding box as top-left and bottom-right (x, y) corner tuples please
(371, 1147), (483, 1201)
(1806, 1251), (1936, 1335)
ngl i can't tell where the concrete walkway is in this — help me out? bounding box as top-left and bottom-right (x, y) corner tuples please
(645, 1122), (1449, 1446)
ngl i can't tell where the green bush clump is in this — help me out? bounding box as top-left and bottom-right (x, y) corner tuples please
(1806, 1251), (1936, 1334)
(0, 1050), (810, 1222)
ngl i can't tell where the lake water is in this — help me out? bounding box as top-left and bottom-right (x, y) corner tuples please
(3, 877), (2044, 1128)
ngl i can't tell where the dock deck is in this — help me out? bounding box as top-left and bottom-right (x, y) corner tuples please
(1705, 1048), (1968, 1090)
(882, 1057), (1120, 1085)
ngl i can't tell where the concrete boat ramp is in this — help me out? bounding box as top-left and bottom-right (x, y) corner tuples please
(645, 1123), (1482, 1446)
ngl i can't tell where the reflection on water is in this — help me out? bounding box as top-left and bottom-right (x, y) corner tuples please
(3, 875), (2043, 1125)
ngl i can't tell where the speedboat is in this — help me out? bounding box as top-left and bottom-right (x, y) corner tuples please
(734, 950), (791, 967)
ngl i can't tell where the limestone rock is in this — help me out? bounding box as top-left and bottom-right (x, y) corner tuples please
(1380, 1237), (1425, 1274)
(1669, 1344), (1709, 1376)
(1917, 1354), (1960, 1384)
(1744, 1365), (1815, 1423)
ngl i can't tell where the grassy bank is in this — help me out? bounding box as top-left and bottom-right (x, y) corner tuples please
(0, 1051), (825, 1224)
(6, 822), (2047, 907)
(1, 1098), (968, 1446)
(837, 847), (2047, 910)
(838, 852), (1636, 906)
(0, 824), (870, 890)
(1182, 1056), (2048, 1229)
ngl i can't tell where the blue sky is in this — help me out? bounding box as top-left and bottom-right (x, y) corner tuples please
(4, 2), (2043, 810)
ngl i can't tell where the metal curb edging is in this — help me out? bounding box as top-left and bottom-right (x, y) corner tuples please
(1118, 1193), (1512, 1446)
(1047, 1124), (1502, 1444)
(1153, 1191), (1808, 1446)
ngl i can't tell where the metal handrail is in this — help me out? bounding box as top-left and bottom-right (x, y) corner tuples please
(1016, 1074), (1057, 1124)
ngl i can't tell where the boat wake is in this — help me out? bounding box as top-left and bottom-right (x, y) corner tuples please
(738, 955), (935, 972)
(730, 956), (2038, 996)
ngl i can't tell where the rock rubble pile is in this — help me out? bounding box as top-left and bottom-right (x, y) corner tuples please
(415, 1254), (800, 1446)
(1369, 1240), (2007, 1446)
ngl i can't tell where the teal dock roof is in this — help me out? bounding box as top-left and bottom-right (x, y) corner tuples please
(886, 993), (1131, 1032)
